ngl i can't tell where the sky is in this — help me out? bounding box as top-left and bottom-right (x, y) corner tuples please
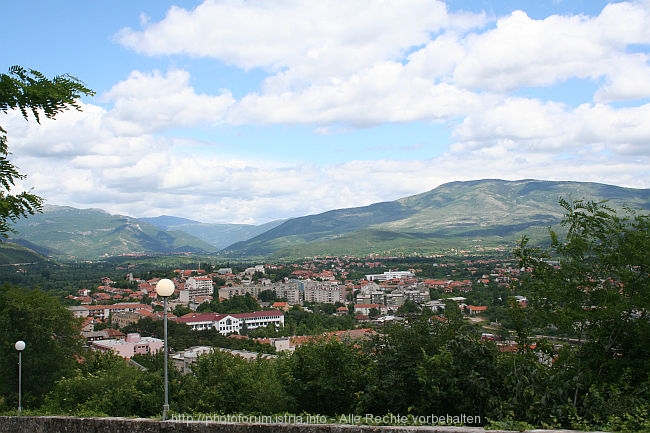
(1, 0), (650, 225)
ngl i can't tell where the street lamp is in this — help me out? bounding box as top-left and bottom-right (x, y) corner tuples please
(155, 278), (175, 421)
(15, 340), (25, 416)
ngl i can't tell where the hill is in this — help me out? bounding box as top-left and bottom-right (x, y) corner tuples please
(5, 179), (650, 261)
(222, 179), (650, 259)
(8, 206), (218, 260)
(0, 242), (49, 266)
(140, 215), (284, 250)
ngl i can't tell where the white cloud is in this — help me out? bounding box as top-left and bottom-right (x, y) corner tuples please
(102, 69), (235, 135)
(115, 0), (463, 74)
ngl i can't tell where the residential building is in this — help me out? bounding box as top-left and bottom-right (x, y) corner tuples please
(112, 311), (144, 328)
(181, 276), (214, 302)
(172, 346), (214, 373)
(176, 310), (285, 335)
(303, 281), (342, 304)
(67, 305), (90, 318)
(91, 333), (163, 358)
(81, 303), (150, 320)
(354, 303), (387, 316)
(365, 270), (415, 281)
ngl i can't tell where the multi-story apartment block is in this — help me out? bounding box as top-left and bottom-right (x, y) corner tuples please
(181, 276), (214, 302)
(303, 281), (342, 304)
(218, 284), (261, 299)
(270, 282), (301, 305)
(356, 282), (385, 305)
(218, 281), (301, 305)
(403, 288), (429, 303)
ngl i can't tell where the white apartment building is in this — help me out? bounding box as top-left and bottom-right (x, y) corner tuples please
(180, 276), (214, 302)
(185, 276), (214, 296)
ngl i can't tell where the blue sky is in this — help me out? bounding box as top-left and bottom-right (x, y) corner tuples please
(1, 0), (649, 224)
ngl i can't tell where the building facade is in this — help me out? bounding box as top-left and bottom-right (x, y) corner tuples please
(176, 310), (285, 335)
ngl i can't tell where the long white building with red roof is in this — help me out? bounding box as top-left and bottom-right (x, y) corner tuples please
(176, 310), (284, 335)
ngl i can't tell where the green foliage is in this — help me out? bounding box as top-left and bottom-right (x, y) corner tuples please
(184, 349), (288, 414)
(172, 304), (192, 317)
(0, 66), (93, 124)
(197, 293), (260, 314)
(258, 289), (278, 302)
(279, 336), (369, 416)
(359, 316), (452, 415)
(42, 351), (162, 417)
(123, 317), (276, 354)
(417, 333), (503, 420)
(280, 306), (355, 336)
(0, 284), (83, 410)
(0, 66), (94, 237)
(514, 199), (650, 428)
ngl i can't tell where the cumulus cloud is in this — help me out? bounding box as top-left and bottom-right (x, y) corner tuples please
(102, 69), (235, 135)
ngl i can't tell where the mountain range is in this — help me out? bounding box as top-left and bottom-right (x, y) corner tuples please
(5, 179), (650, 261)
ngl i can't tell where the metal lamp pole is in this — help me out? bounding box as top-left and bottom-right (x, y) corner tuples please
(15, 340), (25, 416)
(155, 279), (175, 421)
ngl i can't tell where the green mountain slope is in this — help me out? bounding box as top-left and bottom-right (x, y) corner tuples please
(0, 242), (49, 265)
(8, 206), (218, 260)
(223, 179), (650, 259)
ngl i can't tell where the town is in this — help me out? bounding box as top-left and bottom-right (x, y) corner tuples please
(64, 254), (529, 361)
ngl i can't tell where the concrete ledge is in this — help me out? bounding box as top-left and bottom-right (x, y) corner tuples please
(0, 416), (595, 433)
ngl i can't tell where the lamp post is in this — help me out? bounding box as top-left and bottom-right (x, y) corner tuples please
(15, 340), (25, 416)
(155, 278), (175, 421)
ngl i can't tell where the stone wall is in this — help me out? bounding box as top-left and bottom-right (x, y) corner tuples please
(0, 417), (535, 433)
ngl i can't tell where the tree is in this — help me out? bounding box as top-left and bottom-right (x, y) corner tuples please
(514, 199), (650, 426)
(172, 304), (192, 317)
(189, 349), (288, 414)
(258, 289), (277, 302)
(43, 350), (163, 417)
(359, 316), (455, 415)
(0, 66), (94, 236)
(279, 335), (369, 415)
(0, 284), (83, 410)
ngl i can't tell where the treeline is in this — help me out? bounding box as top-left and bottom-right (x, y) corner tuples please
(5, 311), (648, 432)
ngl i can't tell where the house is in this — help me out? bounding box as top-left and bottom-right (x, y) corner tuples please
(112, 311), (144, 328)
(424, 300), (446, 313)
(67, 305), (90, 318)
(172, 346), (214, 373)
(272, 301), (290, 311)
(424, 279), (449, 289)
(82, 303), (150, 320)
(467, 305), (488, 315)
(354, 303), (387, 316)
(91, 333), (163, 358)
(336, 306), (349, 316)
